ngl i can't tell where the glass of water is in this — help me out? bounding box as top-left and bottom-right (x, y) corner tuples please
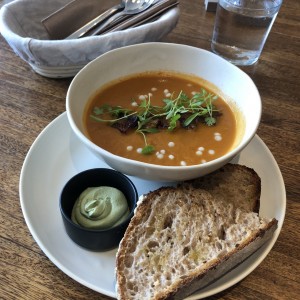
(211, 0), (282, 66)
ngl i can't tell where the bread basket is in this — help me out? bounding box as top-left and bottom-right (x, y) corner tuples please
(0, 0), (179, 78)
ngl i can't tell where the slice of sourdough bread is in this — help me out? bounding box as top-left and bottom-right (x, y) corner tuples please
(116, 176), (277, 300)
(180, 164), (261, 213)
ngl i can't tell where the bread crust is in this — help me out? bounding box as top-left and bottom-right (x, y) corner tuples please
(115, 165), (277, 300)
(180, 163), (261, 213)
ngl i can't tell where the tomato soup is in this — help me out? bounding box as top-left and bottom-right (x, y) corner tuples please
(84, 71), (237, 166)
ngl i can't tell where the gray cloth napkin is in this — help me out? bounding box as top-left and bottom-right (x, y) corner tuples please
(0, 0), (179, 78)
(42, 0), (120, 39)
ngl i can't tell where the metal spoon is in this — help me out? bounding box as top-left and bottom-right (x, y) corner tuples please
(84, 0), (155, 37)
(65, 0), (127, 39)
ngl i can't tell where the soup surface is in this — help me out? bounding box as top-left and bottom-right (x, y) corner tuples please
(84, 71), (237, 166)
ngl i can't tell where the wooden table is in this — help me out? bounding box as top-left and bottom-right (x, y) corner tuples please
(0, 0), (299, 299)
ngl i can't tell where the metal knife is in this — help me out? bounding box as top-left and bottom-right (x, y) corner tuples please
(65, 2), (125, 39)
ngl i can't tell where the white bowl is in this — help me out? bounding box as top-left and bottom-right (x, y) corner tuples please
(66, 43), (261, 181)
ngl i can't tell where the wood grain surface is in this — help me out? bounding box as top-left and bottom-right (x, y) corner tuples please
(0, 0), (299, 299)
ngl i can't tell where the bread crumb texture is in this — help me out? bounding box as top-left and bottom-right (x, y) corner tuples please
(116, 186), (273, 300)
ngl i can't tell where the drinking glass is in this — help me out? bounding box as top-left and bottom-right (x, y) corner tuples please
(211, 0), (282, 66)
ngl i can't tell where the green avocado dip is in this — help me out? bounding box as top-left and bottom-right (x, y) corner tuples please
(71, 186), (130, 230)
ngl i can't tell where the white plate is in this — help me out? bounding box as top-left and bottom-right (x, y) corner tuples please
(19, 113), (286, 299)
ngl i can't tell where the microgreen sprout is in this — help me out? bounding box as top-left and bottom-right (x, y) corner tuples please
(90, 89), (220, 155)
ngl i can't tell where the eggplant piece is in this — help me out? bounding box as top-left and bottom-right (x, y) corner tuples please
(111, 115), (138, 133)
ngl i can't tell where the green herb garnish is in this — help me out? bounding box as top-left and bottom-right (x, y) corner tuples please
(90, 89), (219, 154)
